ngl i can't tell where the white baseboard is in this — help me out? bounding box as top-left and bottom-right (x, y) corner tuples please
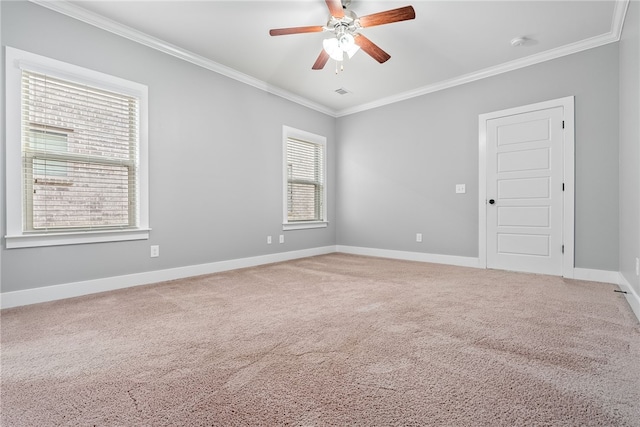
(1, 245), (478, 309)
(4, 244), (638, 325)
(336, 245), (481, 268)
(618, 273), (640, 323)
(572, 268), (620, 284)
(0, 246), (336, 309)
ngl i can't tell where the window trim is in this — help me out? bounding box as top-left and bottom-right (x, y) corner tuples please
(282, 125), (328, 231)
(4, 47), (150, 249)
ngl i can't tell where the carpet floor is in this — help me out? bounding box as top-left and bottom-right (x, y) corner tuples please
(1, 253), (639, 426)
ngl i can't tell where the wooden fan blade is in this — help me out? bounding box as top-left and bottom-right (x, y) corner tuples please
(358, 5), (415, 28)
(354, 34), (390, 63)
(269, 26), (324, 36)
(312, 50), (330, 70)
(325, 0), (345, 18)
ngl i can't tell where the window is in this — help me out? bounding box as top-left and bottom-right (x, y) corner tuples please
(282, 126), (327, 230)
(5, 47), (149, 248)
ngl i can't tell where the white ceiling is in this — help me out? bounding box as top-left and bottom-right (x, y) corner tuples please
(44, 0), (626, 116)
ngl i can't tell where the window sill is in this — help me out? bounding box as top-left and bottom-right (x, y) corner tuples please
(5, 228), (151, 249)
(283, 221), (328, 231)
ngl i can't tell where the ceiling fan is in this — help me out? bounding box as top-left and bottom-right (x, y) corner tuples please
(269, 0), (416, 70)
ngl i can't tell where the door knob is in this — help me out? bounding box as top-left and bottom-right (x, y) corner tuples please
(489, 199), (495, 204)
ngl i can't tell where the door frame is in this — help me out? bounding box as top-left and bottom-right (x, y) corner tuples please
(478, 96), (575, 278)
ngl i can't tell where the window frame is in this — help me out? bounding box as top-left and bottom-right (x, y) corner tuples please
(282, 125), (328, 231)
(5, 47), (150, 249)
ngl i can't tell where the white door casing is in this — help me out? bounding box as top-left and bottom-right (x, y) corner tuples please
(479, 97), (575, 277)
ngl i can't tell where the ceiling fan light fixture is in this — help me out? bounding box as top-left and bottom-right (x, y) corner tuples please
(338, 32), (354, 49)
(323, 29), (360, 62)
(323, 37), (344, 61)
(345, 43), (360, 59)
(338, 32), (360, 58)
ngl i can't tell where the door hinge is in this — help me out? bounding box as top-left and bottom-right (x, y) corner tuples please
(562, 183), (565, 191)
(562, 244), (565, 254)
(562, 120), (565, 129)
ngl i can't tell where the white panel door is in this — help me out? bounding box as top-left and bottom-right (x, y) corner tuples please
(486, 107), (564, 275)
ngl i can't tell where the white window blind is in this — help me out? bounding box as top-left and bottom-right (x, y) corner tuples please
(21, 70), (139, 232)
(286, 137), (325, 222)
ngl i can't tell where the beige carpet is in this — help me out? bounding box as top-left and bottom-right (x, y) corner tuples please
(1, 253), (639, 426)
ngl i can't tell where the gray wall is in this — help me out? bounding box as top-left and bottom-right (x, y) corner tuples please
(619, 0), (640, 294)
(336, 44), (620, 271)
(1, 1), (336, 292)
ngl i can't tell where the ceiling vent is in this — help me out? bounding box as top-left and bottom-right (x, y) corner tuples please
(335, 87), (351, 95)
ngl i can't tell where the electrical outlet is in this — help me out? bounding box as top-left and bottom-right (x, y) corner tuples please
(267, 236), (272, 244)
(636, 257), (639, 276)
(279, 235), (285, 244)
(455, 184), (466, 194)
(416, 233), (423, 243)
(150, 245), (160, 258)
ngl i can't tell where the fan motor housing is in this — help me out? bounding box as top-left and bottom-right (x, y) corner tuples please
(327, 9), (359, 35)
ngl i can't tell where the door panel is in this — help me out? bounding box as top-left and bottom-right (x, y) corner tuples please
(486, 107), (564, 275)
(498, 206), (549, 227)
(498, 148), (549, 172)
(497, 118), (550, 145)
(497, 234), (549, 256)
(498, 177), (550, 199)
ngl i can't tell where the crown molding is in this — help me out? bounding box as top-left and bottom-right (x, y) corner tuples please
(28, 0), (336, 117)
(30, 0), (628, 119)
(611, 0), (630, 40)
